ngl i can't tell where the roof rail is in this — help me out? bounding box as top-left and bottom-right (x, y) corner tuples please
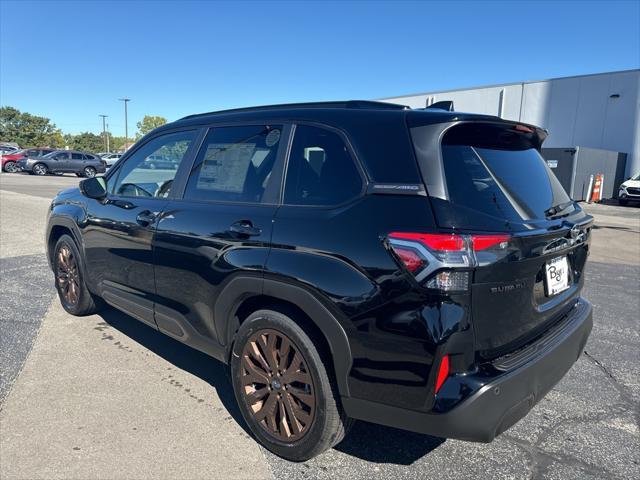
(179, 100), (409, 120)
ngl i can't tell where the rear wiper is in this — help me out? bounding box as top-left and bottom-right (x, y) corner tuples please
(545, 201), (574, 218)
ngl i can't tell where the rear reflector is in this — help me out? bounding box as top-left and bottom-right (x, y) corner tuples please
(435, 354), (450, 393)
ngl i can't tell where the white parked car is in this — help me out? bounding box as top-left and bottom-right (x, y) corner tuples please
(618, 172), (640, 206)
(100, 153), (123, 167)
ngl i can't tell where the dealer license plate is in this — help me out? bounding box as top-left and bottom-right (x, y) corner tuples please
(545, 256), (570, 296)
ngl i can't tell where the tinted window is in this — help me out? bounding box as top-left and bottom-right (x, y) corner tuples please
(53, 152), (68, 160)
(71, 153), (83, 160)
(83, 154), (96, 161)
(184, 125), (282, 203)
(442, 145), (571, 222)
(110, 130), (196, 198)
(284, 125), (362, 205)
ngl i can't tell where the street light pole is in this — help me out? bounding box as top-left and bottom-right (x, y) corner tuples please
(118, 98), (131, 150)
(99, 114), (108, 152)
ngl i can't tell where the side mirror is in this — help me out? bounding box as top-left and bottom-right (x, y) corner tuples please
(80, 176), (107, 200)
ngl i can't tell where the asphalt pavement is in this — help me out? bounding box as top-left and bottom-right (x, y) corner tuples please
(0, 171), (638, 479)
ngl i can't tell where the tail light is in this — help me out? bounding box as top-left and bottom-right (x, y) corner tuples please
(387, 232), (510, 292)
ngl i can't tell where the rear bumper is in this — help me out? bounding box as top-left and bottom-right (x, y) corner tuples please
(342, 298), (592, 442)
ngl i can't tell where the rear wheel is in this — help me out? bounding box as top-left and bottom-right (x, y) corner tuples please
(83, 166), (96, 178)
(231, 309), (351, 461)
(53, 234), (103, 316)
(33, 163), (48, 175)
(3, 161), (17, 173)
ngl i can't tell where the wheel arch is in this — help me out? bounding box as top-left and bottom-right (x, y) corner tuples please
(46, 214), (85, 269)
(217, 276), (353, 397)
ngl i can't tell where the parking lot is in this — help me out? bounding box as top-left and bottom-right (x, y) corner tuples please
(0, 172), (638, 479)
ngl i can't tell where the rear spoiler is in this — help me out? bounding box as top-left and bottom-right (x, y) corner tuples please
(426, 101), (454, 112)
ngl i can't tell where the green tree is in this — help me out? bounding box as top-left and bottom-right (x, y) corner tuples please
(136, 115), (167, 137)
(64, 132), (104, 152)
(107, 134), (129, 152)
(0, 106), (64, 147)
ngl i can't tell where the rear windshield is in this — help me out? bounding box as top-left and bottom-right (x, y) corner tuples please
(411, 122), (572, 231)
(442, 145), (570, 222)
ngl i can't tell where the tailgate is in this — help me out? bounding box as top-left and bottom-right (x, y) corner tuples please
(410, 120), (593, 357)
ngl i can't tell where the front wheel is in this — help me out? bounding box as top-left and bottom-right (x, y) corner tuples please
(3, 161), (17, 173)
(53, 234), (103, 316)
(230, 309), (352, 461)
(83, 166), (96, 178)
(33, 163), (48, 175)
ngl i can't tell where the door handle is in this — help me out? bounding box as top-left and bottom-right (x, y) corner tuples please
(228, 220), (262, 237)
(136, 210), (157, 227)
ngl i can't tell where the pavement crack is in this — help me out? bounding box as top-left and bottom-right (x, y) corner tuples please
(504, 434), (614, 479)
(583, 350), (637, 412)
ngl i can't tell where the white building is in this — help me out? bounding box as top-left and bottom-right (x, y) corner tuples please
(382, 69), (640, 176)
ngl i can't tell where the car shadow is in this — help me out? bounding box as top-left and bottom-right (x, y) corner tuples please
(97, 307), (249, 436)
(98, 306), (446, 465)
(334, 421), (445, 464)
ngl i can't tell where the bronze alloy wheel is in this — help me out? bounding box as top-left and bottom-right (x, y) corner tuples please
(56, 245), (80, 305)
(241, 329), (316, 442)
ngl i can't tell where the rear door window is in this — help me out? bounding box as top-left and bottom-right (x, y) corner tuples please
(284, 125), (363, 206)
(71, 153), (83, 160)
(184, 125), (282, 204)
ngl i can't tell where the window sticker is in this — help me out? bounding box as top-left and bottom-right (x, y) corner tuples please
(265, 129), (281, 147)
(197, 143), (255, 192)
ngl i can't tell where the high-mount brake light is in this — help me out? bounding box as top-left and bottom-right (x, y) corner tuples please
(387, 232), (511, 291)
(514, 124), (534, 133)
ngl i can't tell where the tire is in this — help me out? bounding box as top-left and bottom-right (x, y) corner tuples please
(230, 309), (352, 461)
(53, 234), (103, 316)
(33, 163), (48, 175)
(618, 199), (628, 206)
(83, 166), (96, 178)
(3, 161), (17, 173)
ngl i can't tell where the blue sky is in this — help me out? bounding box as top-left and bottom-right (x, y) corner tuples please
(1, 0), (638, 136)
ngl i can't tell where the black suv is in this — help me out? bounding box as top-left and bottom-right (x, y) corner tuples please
(45, 101), (593, 461)
(19, 149), (106, 177)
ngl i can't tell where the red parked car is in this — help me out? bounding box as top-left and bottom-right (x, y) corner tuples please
(1, 148), (55, 172)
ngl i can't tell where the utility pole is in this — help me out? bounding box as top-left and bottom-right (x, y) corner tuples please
(106, 123), (110, 152)
(118, 98), (131, 150)
(99, 114), (108, 152)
